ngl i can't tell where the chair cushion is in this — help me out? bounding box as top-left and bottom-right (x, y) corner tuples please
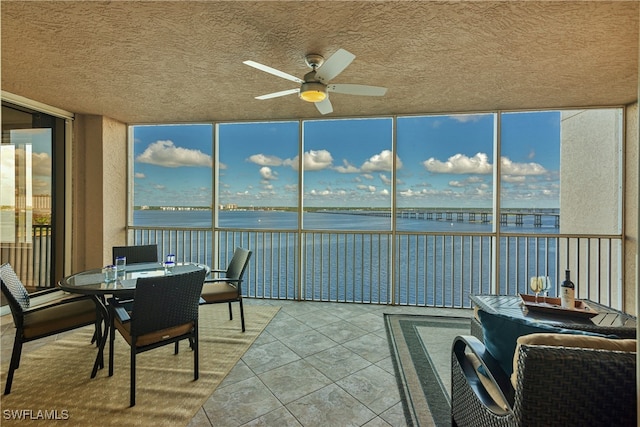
(201, 281), (240, 302)
(22, 298), (97, 339)
(477, 310), (608, 378)
(115, 319), (194, 347)
(511, 333), (636, 388)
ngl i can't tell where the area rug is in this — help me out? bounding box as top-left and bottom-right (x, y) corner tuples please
(0, 304), (280, 426)
(385, 314), (471, 427)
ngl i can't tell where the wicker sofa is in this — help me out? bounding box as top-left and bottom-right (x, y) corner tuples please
(451, 333), (637, 427)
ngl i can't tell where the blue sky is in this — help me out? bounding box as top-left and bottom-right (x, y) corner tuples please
(132, 112), (560, 208)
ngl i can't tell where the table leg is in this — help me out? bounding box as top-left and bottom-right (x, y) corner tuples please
(90, 295), (109, 378)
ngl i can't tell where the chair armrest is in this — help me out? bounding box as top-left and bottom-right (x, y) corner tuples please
(29, 287), (65, 298)
(452, 335), (515, 410)
(204, 277), (242, 284)
(208, 269), (226, 275)
(108, 297), (132, 323)
(113, 306), (131, 322)
(24, 293), (94, 314)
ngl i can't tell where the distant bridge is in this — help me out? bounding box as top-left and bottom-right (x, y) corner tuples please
(317, 208), (560, 228)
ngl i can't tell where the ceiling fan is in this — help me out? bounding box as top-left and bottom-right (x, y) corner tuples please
(243, 48), (387, 115)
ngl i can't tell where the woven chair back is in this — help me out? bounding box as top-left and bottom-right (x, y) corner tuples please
(226, 248), (252, 281)
(112, 244), (158, 265)
(0, 263), (30, 313)
(129, 268), (206, 337)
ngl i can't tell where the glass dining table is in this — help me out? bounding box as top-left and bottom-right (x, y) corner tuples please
(58, 262), (210, 378)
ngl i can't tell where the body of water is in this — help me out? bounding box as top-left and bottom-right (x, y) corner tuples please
(132, 209), (561, 307)
(134, 209), (559, 234)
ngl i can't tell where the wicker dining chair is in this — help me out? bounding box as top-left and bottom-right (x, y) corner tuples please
(107, 268), (207, 406)
(200, 247), (252, 332)
(451, 334), (637, 427)
(112, 244), (158, 265)
(0, 263), (98, 395)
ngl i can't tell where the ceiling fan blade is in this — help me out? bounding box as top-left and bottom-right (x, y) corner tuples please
(255, 88), (299, 100)
(327, 84), (387, 96)
(315, 98), (333, 115)
(243, 60), (304, 84)
(315, 49), (355, 83)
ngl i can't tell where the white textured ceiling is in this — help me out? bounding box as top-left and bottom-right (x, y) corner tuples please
(2, 1), (638, 123)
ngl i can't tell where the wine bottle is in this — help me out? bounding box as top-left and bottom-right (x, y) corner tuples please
(560, 270), (575, 309)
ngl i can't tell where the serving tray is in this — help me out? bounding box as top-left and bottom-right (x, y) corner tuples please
(519, 293), (598, 318)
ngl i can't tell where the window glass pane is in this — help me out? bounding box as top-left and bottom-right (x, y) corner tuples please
(1, 105), (56, 287)
(217, 121), (299, 229)
(500, 111), (560, 233)
(396, 113), (494, 232)
(132, 124), (213, 226)
(302, 118), (393, 230)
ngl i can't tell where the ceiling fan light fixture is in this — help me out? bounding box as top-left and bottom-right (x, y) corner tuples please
(299, 82), (327, 102)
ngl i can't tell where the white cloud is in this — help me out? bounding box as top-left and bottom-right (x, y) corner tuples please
(379, 174), (391, 185)
(136, 140), (212, 168)
(362, 174), (374, 180)
(247, 154), (283, 166)
(361, 150), (402, 172)
(303, 150), (333, 171)
(380, 189), (389, 196)
(135, 172), (146, 179)
(423, 153), (546, 178)
(502, 175), (526, 183)
(309, 188), (333, 196)
(334, 159), (359, 173)
(450, 114), (489, 123)
(500, 157), (546, 175)
(259, 166), (278, 180)
(284, 149), (333, 171)
(424, 152), (492, 174)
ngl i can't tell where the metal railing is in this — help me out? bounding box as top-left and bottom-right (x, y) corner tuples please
(0, 224), (52, 288)
(129, 226), (624, 311)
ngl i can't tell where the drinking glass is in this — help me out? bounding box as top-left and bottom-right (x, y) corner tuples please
(164, 254), (176, 273)
(530, 277), (542, 303)
(115, 256), (126, 279)
(103, 265), (116, 282)
(541, 276), (551, 303)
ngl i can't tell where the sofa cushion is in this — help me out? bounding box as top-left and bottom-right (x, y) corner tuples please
(477, 310), (609, 378)
(511, 332), (636, 388)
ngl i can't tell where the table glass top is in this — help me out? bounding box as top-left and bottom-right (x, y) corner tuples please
(60, 262), (207, 294)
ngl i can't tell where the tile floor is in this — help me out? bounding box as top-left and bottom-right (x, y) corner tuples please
(189, 299), (472, 427)
(1, 299), (472, 427)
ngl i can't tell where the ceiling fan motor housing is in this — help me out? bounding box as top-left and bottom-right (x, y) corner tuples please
(299, 81), (327, 102)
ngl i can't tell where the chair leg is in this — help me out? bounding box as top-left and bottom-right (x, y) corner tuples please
(239, 299), (245, 333)
(174, 341), (179, 355)
(228, 302), (233, 321)
(194, 325), (199, 380)
(108, 309), (116, 377)
(130, 347), (136, 407)
(4, 334), (23, 395)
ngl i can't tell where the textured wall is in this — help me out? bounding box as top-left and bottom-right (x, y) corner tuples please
(625, 102), (638, 316)
(72, 114), (126, 271)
